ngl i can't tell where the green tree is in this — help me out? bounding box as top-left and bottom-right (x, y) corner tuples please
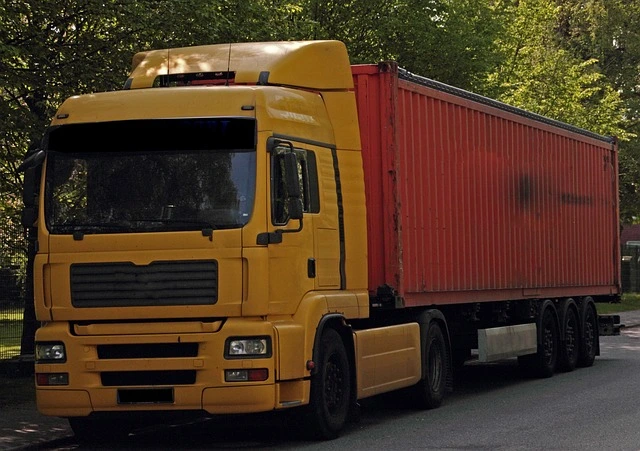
(376, 0), (506, 91)
(277, 0), (506, 91)
(553, 0), (640, 222)
(485, 0), (630, 138)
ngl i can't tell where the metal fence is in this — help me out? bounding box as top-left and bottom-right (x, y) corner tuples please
(622, 244), (640, 293)
(0, 216), (26, 361)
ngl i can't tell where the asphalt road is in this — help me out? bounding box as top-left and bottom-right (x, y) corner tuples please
(33, 326), (640, 451)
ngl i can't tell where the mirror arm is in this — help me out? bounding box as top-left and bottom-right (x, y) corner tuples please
(277, 218), (303, 234)
(256, 218), (303, 245)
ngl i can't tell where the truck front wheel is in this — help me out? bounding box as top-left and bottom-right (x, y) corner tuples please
(413, 322), (448, 409)
(305, 328), (351, 440)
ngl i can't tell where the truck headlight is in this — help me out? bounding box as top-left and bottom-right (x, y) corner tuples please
(225, 337), (271, 358)
(35, 342), (67, 363)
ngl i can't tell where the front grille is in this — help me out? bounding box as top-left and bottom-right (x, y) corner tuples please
(97, 343), (198, 359)
(70, 260), (217, 307)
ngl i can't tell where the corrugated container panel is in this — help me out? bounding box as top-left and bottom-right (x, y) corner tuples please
(352, 63), (619, 306)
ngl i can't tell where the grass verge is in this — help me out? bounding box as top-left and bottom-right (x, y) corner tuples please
(0, 309), (23, 321)
(597, 293), (640, 314)
(0, 317), (22, 359)
(0, 306), (23, 359)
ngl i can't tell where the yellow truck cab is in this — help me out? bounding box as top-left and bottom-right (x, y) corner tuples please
(28, 41), (421, 441)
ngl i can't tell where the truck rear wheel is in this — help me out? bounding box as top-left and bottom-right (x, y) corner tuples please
(413, 322), (448, 409)
(578, 303), (598, 367)
(558, 304), (580, 372)
(305, 328), (351, 440)
(519, 304), (558, 378)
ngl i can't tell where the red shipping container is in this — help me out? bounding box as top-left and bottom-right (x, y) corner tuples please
(352, 62), (620, 307)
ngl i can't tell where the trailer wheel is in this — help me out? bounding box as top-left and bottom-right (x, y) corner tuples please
(519, 304), (558, 378)
(69, 417), (131, 445)
(413, 322), (447, 409)
(578, 303), (598, 367)
(305, 328), (351, 440)
(558, 305), (580, 372)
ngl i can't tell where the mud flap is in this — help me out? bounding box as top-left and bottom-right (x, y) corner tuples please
(599, 314), (621, 336)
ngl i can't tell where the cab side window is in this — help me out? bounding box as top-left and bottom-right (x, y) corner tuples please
(271, 145), (319, 225)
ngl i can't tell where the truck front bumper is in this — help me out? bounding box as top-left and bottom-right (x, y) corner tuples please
(34, 319), (308, 417)
(36, 384), (280, 417)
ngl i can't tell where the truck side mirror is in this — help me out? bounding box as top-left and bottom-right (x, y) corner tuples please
(283, 152), (301, 198)
(283, 152), (303, 220)
(23, 167), (38, 207)
(19, 150), (45, 228)
(21, 167), (39, 227)
(288, 197), (304, 220)
(22, 206), (38, 228)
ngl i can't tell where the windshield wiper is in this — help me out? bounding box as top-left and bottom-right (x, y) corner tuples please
(51, 222), (133, 240)
(132, 218), (216, 240)
(55, 219), (220, 240)
(54, 222), (132, 232)
(156, 218), (215, 228)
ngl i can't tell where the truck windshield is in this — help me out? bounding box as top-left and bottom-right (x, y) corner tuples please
(44, 118), (256, 235)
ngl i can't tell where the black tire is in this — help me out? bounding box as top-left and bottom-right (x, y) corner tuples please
(578, 303), (598, 367)
(413, 322), (448, 409)
(305, 328), (351, 440)
(69, 417), (132, 445)
(518, 305), (558, 378)
(558, 305), (580, 372)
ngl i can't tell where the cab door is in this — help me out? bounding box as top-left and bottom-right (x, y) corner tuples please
(264, 138), (317, 314)
(307, 143), (341, 290)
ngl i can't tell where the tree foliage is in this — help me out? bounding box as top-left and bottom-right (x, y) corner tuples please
(1, 0), (640, 222)
(377, 0), (506, 91)
(552, 0), (640, 222)
(486, 0), (629, 137)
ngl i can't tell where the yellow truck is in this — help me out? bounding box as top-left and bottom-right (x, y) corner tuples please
(21, 40), (620, 442)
